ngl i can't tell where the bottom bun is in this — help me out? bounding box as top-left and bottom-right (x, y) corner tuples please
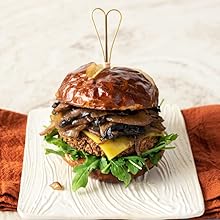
(63, 152), (163, 183)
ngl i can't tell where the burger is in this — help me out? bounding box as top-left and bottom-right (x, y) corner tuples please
(41, 62), (177, 191)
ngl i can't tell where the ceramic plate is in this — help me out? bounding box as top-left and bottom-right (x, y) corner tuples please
(17, 104), (204, 219)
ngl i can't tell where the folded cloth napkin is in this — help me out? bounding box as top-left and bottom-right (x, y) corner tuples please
(182, 105), (220, 219)
(0, 109), (26, 211)
(0, 106), (219, 218)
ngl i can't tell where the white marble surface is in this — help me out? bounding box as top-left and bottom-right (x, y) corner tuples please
(1, 0), (220, 219)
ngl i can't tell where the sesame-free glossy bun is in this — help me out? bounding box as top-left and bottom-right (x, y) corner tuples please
(56, 62), (159, 110)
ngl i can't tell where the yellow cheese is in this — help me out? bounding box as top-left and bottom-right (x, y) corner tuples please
(82, 130), (102, 144)
(83, 131), (131, 160)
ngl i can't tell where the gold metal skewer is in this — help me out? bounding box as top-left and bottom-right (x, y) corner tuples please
(91, 8), (122, 67)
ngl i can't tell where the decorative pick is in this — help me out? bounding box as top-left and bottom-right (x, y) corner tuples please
(91, 8), (122, 68)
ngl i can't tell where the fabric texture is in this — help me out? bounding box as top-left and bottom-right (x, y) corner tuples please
(0, 109), (26, 211)
(0, 106), (220, 218)
(182, 105), (220, 218)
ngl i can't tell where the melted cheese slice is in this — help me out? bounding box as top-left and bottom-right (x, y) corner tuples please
(83, 131), (132, 160)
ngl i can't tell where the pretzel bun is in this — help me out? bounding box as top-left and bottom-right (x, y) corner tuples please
(56, 62), (159, 110)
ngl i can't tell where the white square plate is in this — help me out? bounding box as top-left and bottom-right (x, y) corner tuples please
(18, 104), (204, 219)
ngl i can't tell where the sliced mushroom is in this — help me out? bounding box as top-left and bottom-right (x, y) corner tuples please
(99, 122), (145, 140)
(52, 101), (60, 108)
(106, 111), (153, 126)
(61, 124), (87, 138)
(99, 122), (114, 139)
(90, 110), (109, 118)
(54, 103), (71, 113)
(60, 118), (88, 129)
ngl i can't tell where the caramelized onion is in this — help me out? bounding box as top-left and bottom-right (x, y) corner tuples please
(49, 182), (64, 190)
(39, 122), (55, 136)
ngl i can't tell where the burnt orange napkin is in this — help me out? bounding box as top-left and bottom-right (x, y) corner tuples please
(0, 106), (220, 218)
(0, 109), (26, 211)
(182, 105), (220, 219)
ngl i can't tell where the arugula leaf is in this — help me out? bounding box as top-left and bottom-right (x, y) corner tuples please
(158, 133), (178, 145)
(45, 133), (80, 156)
(142, 133), (178, 157)
(128, 159), (142, 170)
(124, 156), (144, 175)
(164, 146), (176, 150)
(44, 129), (58, 140)
(124, 156), (145, 165)
(142, 144), (165, 157)
(99, 157), (111, 174)
(149, 152), (162, 165)
(115, 158), (125, 166)
(72, 156), (99, 191)
(126, 160), (140, 175)
(110, 160), (131, 186)
(45, 148), (65, 157)
(44, 129), (178, 190)
(45, 135), (68, 148)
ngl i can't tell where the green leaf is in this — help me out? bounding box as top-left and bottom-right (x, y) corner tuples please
(44, 129), (58, 141)
(45, 136), (67, 148)
(72, 156), (99, 191)
(44, 128), (177, 191)
(126, 160), (140, 175)
(142, 133), (178, 157)
(149, 152), (162, 165)
(116, 158), (125, 166)
(124, 156), (145, 165)
(128, 159), (143, 170)
(110, 160), (131, 186)
(72, 168), (89, 191)
(45, 134), (79, 155)
(45, 148), (65, 157)
(100, 157), (111, 174)
(164, 146), (176, 150)
(158, 133), (178, 144)
(70, 153), (79, 161)
(142, 144), (165, 157)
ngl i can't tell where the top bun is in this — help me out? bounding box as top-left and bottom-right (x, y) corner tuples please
(56, 62), (159, 110)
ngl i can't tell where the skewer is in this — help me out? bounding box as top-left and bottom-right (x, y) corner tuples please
(91, 8), (122, 68)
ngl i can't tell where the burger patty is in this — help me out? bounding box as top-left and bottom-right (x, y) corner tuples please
(61, 132), (104, 156)
(60, 132), (158, 157)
